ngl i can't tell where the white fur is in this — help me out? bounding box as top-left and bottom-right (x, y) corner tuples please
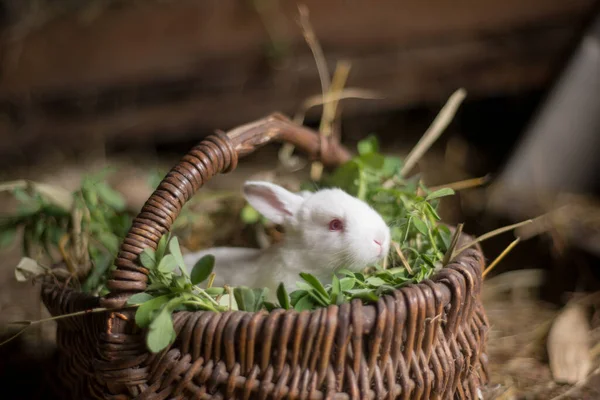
(184, 181), (391, 300)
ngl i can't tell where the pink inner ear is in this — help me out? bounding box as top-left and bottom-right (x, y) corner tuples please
(247, 186), (293, 216)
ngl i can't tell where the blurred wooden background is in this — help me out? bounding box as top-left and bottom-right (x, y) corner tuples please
(0, 0), (597, 163)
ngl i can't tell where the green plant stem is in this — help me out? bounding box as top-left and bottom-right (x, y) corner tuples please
(182, 301), (221, 312)
(193, 287), (221, 307)
(402, 217), (412, 244)
(426, 220), (439, 255)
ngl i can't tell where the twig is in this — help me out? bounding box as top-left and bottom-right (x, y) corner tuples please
(58, 233), (76, 275)
(319, 60), (351, 137)
(483, 237), (521, 278)
(1, 305), (127, 347)
(298, 4), (330, 101)
(401, 88), (467, 177)
(0, 325), (29, 347)
(225, 285), (234, 311)
(442, 223), (463, 265)
(293, 88), (383, 125)
(298, 4), (331, 183)
(279, 87), (383, 170)
(310, 61), (352, 181)
(253, 0), (288, 57)
(392, 241), (413, 274)
(207, 272), (216, 289)
(428, 175), (491, 193)
(453, 219), (533, 258)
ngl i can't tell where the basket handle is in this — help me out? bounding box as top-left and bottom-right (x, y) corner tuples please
(100, 113), (351, 308)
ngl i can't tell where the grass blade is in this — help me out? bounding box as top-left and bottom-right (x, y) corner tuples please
(453, 219), (533, 257)
(483, 237), (521, 279)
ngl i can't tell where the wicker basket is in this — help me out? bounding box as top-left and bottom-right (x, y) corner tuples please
(42, 113), (489, 399)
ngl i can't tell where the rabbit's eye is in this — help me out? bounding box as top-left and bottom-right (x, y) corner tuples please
(329, 218), (344, 231)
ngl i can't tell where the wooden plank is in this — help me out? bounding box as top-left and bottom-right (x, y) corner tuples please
(0, 0), (595, 161)
(0, 0), (594, 92)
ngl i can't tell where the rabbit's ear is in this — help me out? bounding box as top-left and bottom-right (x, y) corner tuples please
(243, 181), (304, 225)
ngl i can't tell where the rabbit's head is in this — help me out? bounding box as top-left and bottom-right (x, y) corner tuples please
(243, 181), (391, 273)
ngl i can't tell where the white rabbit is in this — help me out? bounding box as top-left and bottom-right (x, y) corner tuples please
(183, 181), (391, 299)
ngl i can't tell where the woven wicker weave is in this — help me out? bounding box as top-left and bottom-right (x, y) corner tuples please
(42, 113), (489, 399)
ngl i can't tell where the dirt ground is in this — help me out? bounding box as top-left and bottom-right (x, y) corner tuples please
(0, 140), (598, 399)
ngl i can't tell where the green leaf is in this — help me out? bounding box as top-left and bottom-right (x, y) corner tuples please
(168, 237), (186, 274)
(276, 283), (290, 310)
(218, 294), (238, 310)
(326, 160), (360, 195)
(95, 182), (126, 211)
(146, 306), (176, 353)
(42, 204), (71, 218)
(365, 277), (386, 286)
(375, 285), (396, 296)
(347, 289), (379, 302)
(140, 248), (156, 269)
(251, 288), (268, 311)
(172, 276), (189, 291)
(381, 156), (403, 177)
(12, 188), (32, 205)
(421, 254), (436, 268)
(425, 188), (455, 201)
(97, 231), (120, 255)
(157, 254), (178, 273)
(299, 273), (329, 301)
(357, 135), (379, 155)
(233, 287), (256, 312)
(156, 234), (170, 261)
(412, 217), (429, 235)
(357, 170), (368, 201)
(240, 205), (260, 224)
(358, 153), (385, 170)
(146, 282), (167, 292)
(135, 295), (171, 328)
(306, 288), (330, 307)
(336, 269), (356, 278)
(205, 287), (225, 296)
(295, 281), (314, 292)
(293, 294), (315, 311)
(127, 293), (155, 305)
(331, 275), (344, 305)
(437, 225), (452, 249)
(81, 253), (112, 293)
(424, 202), (441, 221)
(191, 255), (215, 285)
(289, 290), (308, 306)
(33, 219), (45, 242)
(340, 277), (356, 291)
(84, 188), (98, 208)
(331, 275), (341, 297)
